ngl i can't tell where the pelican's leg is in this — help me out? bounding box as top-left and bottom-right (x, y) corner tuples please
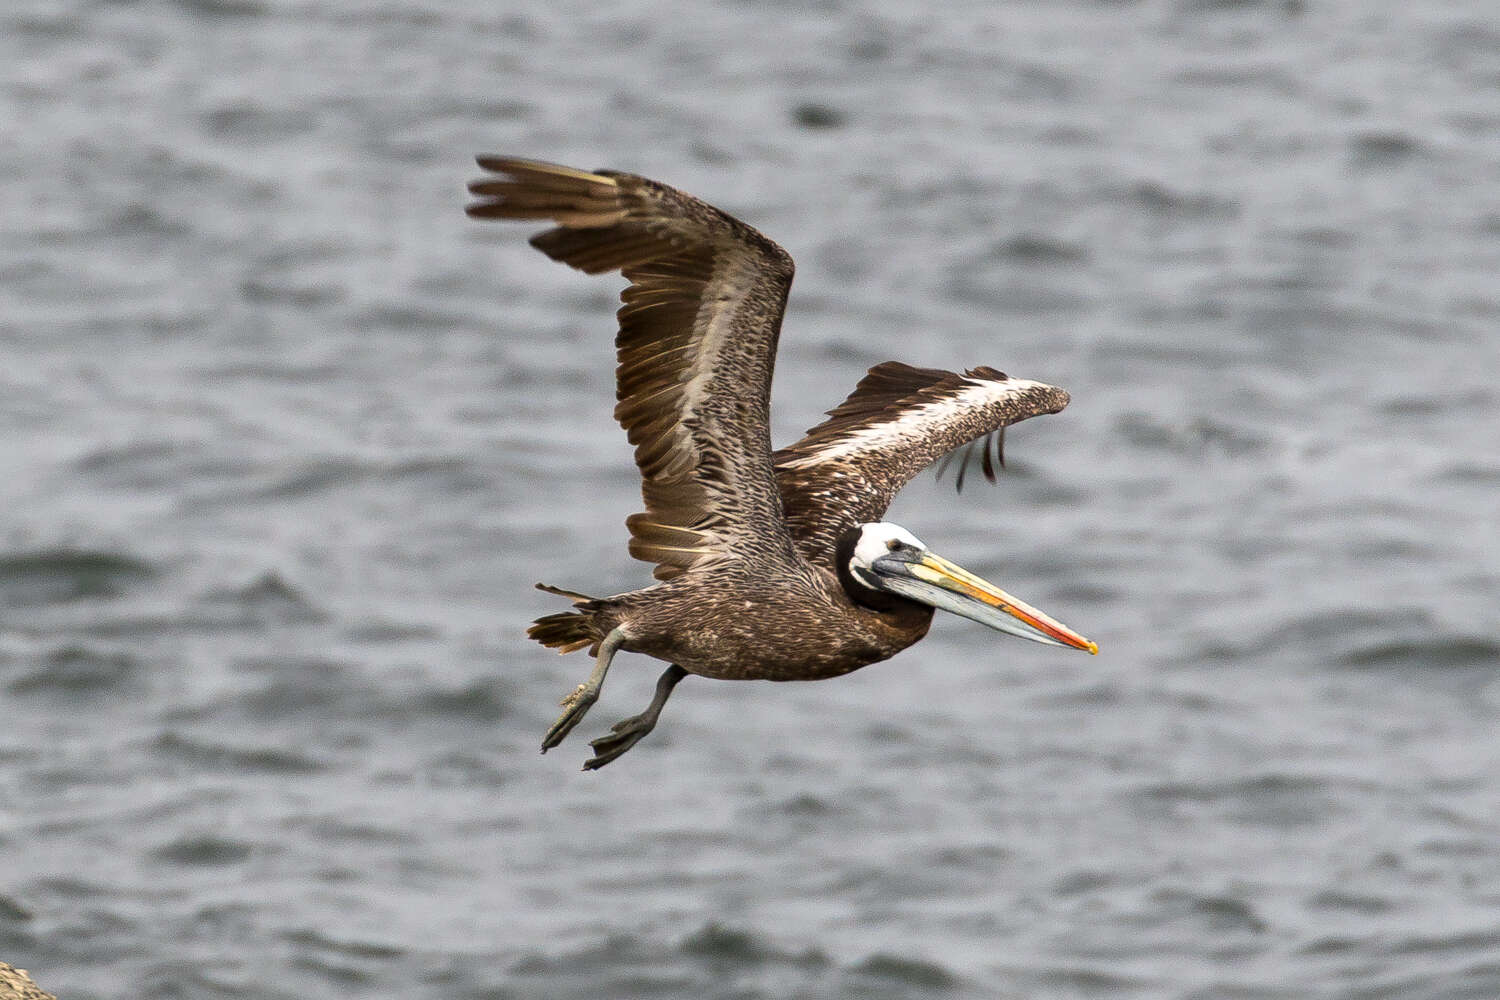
(583, 664), (687, 770)
(541, 627), (625, 753)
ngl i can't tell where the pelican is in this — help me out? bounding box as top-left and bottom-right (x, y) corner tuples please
(467, 157), (1096, 769)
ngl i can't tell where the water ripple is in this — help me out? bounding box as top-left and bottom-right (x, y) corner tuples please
(151, 731), (328, 775)
(151, 834), (256, 867)
(1136, 772), (1355, 829)
(849, 952), (958, 990)
(0, 549), (157, 607)
(679, 921), (830, 970)
(7, 644), (139, 696)
(1341, 636), (1500, 670)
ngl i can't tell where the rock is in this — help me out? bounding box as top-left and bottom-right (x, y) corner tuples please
(0, 963), (56, 1000)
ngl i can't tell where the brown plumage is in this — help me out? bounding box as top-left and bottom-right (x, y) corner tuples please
(468, 157), (1095, 769)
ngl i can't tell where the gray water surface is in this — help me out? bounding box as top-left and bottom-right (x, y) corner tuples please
(3, 1), (1499, 997)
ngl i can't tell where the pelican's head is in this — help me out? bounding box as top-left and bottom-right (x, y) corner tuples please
(837, 522), (1097, 653)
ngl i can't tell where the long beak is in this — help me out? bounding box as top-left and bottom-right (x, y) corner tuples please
(872, 547), (1097, 653)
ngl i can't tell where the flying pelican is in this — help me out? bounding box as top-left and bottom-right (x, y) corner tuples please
(467, 157), (1096, 769)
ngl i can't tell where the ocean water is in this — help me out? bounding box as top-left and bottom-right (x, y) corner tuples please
(3, 0), (1498, 997)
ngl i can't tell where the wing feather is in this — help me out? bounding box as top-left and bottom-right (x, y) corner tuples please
(773, 362), (1070, 566)
(468, 157), (800, 579)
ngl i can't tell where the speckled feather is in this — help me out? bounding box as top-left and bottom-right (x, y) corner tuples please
(470, 156), (801, 584)
(774, 364), (1070, 566)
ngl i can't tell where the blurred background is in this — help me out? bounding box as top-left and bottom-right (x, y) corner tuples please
(2, 0), (1498, 997)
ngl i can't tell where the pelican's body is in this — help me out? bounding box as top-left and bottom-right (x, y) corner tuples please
(555, 561), (932, 683)
(467, 157), (1095, 768)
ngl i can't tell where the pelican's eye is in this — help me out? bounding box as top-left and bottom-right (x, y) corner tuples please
(886, 539), (903, 552)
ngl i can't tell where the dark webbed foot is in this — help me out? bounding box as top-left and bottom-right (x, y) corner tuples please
(583, 713), (655, 770)
(540, 628), (623, 753)
(582, 664), (686, 770)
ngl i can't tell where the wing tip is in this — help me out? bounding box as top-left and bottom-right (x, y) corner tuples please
(964, 367), (1071, 415)
(472, 154), (620, 185)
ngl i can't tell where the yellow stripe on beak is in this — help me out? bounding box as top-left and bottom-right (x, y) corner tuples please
(910, 554), (1098, 654)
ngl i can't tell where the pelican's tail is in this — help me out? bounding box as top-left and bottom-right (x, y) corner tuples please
(527, 583), (607, 655)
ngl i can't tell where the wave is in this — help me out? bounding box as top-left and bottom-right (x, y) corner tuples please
(151, 731), (328, 775)
(7, 645), (140, 696)
(1341, 636), (1500, 670)
(0, 548), (156, 606)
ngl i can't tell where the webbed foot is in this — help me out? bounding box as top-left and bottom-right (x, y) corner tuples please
(580, 664), (686, 770)
(584, 712), (656, 769)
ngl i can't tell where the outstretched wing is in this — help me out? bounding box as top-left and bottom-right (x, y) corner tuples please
(772, 362), (1071, 567)
(467, 157), (800, 580)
